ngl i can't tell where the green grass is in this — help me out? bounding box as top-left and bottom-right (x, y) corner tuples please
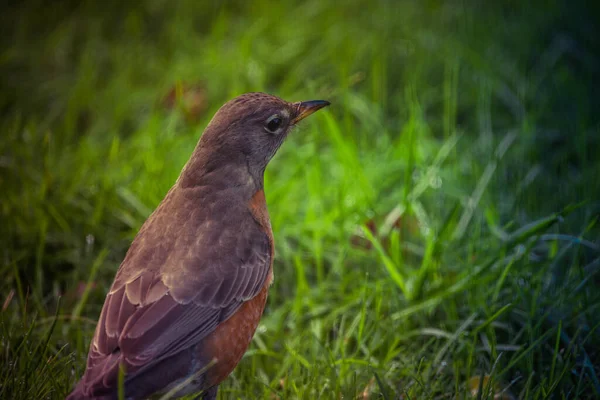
(1, 0), (599, 399)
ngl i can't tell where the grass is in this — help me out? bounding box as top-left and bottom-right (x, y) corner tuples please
(1, 0), (599, 398)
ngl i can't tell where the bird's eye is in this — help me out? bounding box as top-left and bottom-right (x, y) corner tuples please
(264, 115), (283, 134)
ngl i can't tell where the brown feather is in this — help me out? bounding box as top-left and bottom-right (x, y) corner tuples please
(76, 183), (272, 397)
(69, 93), (329, 399)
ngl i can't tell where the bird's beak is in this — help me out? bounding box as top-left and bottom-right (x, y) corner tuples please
(291, 100), (330, 124)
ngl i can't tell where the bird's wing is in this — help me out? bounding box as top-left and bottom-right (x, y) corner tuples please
(78, 191), (271, 395)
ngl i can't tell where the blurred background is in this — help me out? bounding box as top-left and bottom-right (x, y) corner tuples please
(1, 0), (599, 398)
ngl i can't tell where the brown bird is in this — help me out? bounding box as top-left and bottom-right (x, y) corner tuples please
(68, 93), (330, 399)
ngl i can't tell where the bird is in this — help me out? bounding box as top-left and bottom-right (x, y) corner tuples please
(67, 92), (330, 399)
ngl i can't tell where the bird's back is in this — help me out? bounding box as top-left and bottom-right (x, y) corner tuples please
(69, 182), (273, 399)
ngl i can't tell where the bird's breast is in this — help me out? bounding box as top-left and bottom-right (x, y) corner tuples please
(199, 268), (272, 387)
(248, 189), (274, 260)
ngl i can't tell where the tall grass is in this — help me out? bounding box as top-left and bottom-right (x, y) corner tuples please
(1, 0), (599, 398)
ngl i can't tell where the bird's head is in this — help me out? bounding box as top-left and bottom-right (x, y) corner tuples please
(181, 92), (329, 188)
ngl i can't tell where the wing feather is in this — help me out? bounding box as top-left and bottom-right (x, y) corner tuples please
(77, 187), (272, 397)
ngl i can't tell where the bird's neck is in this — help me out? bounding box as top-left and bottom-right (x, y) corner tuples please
(177, 146), (264, 195)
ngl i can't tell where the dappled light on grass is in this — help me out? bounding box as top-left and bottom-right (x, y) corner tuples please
(1, 0), (599, 399)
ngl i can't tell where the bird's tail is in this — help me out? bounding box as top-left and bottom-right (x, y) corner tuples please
(65, 384), (85, 400)
(66, 384), (116, 400)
